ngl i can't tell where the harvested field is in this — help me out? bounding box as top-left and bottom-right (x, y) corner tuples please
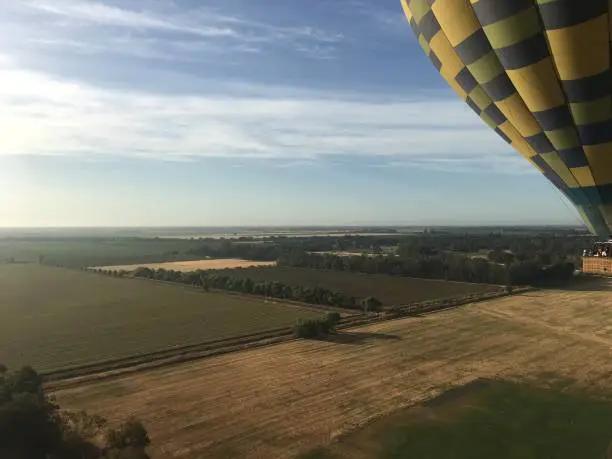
(91, 258), (276, 272)
(53, 278), (612, 459)
(211, 266), (499, 305)
(0, 264), (321, 372)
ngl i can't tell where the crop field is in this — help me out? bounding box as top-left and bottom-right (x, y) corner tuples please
(211, 266), (499, 305)
(0, 238), (205, 267)
(53, 279), (612, 459)
(301, 379), (612, 459)
(0, 264), (322, 372)
(92, 258), (276, 272)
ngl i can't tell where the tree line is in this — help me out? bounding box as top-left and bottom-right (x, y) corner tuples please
(122, 267), (382, 311)
(183, 233), (585, 286)
(186, 232), (592, 264)
(0, 365), (151, 459)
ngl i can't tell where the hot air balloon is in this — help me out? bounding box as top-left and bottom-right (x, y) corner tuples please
(400, 0), (612, 241)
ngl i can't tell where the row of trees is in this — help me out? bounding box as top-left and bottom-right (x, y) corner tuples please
(0, 365), (151, 459)
(125, 267), (383, 311)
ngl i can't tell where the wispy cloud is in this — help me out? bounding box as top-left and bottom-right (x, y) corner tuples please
(0, 59), (522, 173)
(9, 0), (343, 60)
(343, 0), (409, 36)
(24, 0), (238, 37)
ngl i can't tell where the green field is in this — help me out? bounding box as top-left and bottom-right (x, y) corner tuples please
(213, 266), (498, 305)
(0, 238), (205, 267)
(0, 264), (322, 372)
(299, 379), (612, 459)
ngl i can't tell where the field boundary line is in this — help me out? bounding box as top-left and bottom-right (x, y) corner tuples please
(46, 288), (532, 390)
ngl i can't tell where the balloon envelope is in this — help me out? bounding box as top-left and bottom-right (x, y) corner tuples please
(401, 0), (612, 238)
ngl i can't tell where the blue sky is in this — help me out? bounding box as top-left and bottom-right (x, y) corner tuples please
(0, 0), (583, 227)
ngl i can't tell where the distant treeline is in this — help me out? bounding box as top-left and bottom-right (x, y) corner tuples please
(35, 233), (589, 287)
(277, 252), (576, 286)
(186, 232), (593, 264)
(395, 234), (592, 264)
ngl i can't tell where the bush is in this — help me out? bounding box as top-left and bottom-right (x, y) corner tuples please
(326, 312), (341, 328)
(294, 312), (343, 339)
(361, 296), (382, 312)
(295, 319), (329, 339)
(106, 419), (150, 450)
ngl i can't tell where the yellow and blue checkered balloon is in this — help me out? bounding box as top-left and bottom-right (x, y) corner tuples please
(401, 0), (612, 238)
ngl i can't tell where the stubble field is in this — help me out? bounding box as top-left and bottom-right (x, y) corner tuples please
(91, 258), (276, 272)
(53, 279), (612, 459)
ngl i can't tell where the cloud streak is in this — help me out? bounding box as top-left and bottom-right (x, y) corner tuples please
(24, 0), (239, 37)
(0, 61), (524, 173)
(10, 0), (343, 60)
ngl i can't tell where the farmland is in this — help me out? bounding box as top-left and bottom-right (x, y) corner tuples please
(92, 258), (276, 272)
(301, 379), (612, 459)
(0, 264), (322, 372)
(0, 238), (205, 267)
(53, 279), (612, 459)
(209, 266), (499, 305)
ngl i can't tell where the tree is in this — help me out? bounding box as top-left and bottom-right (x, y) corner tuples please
(0, 366), (63, 459)
(0, 365), (152, 459)
(362, 296), (382, 313)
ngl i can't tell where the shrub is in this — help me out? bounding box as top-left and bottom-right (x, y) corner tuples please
(361, 296), (382, 312)
(294, 312), (342, 339)
(106, 419), (150, 450)
(326, 312), (341, 328)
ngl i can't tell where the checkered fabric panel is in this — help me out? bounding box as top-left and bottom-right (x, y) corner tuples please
(401, 0), (612, 237)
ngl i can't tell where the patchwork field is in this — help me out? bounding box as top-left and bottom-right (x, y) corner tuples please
(211, 266), (499, 305)
(92, 258), (276, 272)
(53, 279), (612, 459)
(0, 264), (322, 372)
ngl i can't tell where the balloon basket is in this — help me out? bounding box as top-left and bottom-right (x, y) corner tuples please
(582, 257), (612, 276)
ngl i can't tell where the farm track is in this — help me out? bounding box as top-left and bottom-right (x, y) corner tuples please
(52, 279), (612, 459)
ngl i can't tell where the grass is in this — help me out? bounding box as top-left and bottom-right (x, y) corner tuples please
(0, 264), (322, 372)
(299, 379), (612, 459)
(212, 266), (499, 305)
